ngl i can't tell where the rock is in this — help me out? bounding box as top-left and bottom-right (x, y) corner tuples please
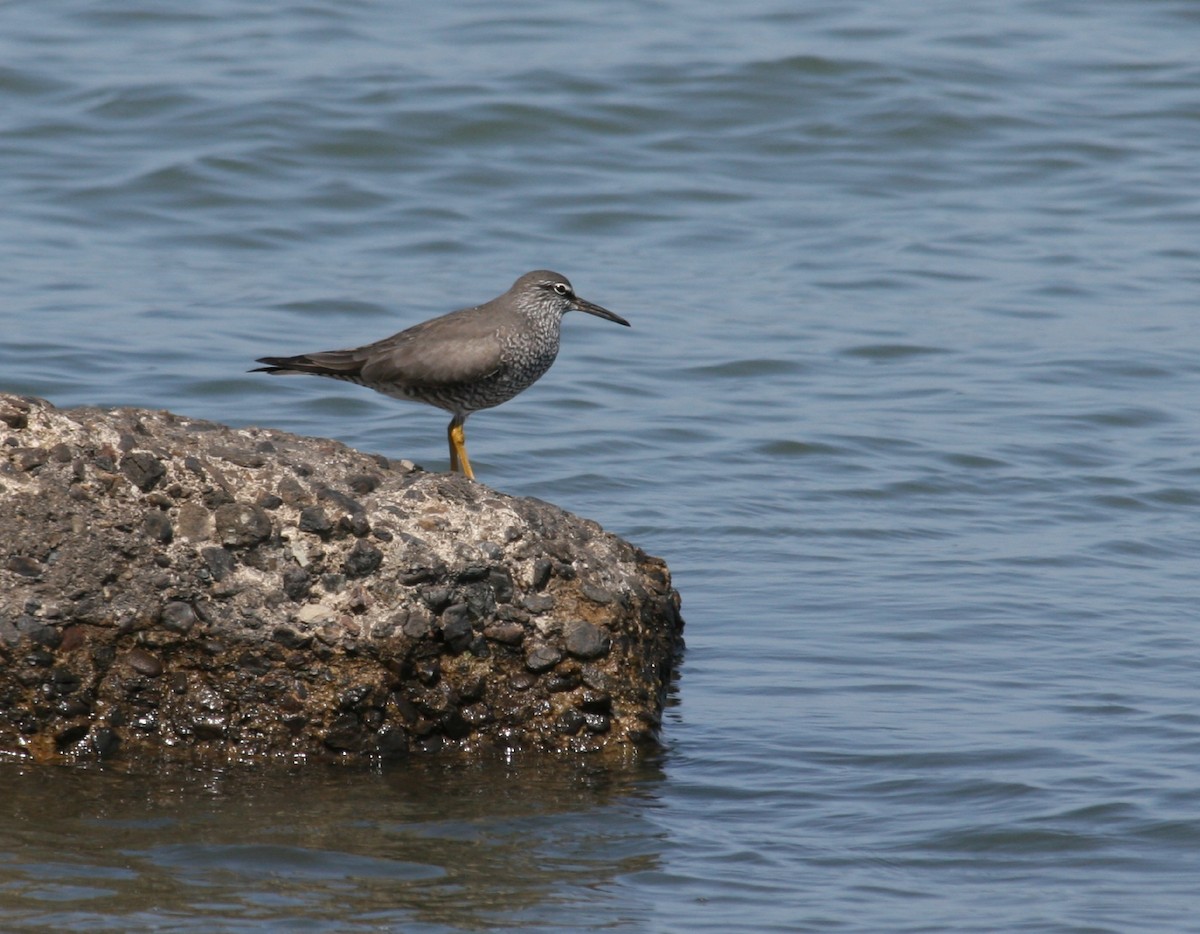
(438, 604), (474, 653)
(214, 503), (272, 548)
(17, 447), (48, 472)
(483, 622), (525, 645)
(0, 394), (683, 764)
(346, 473), (381, 495)
(297, 505), (333, 538)
(125, 647), (163, 677)
(176, 503), (214, 541)
(521, 593), (555, 614)
(200, 547), (236, 582)
(564, 620), (610, 660)
(343, 539), (383, 578)
(296, 604), (336, 626)
(281, 566), (312, 601)
(142, 509), (174, 544)
(6, 556), (42, 579)
(531, 558), (553, 590)
(0, 396), (30, 429)
(159, 601), (197, 634)
(120, 451), (166, 492)
(525, 643), (564, 673)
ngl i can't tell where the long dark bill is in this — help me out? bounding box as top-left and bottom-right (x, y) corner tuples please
(573, 297), (631, 327)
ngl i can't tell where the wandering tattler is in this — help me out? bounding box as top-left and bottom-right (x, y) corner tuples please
(252, 270), (629, 480)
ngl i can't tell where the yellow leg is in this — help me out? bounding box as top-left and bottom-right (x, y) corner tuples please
(447, 418), (459, 473)
(447, 416), (474, 480)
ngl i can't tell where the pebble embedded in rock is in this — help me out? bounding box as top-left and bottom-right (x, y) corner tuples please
(55, 723), (89, 751)
(142, 510), (174, 544)
(521, 593), (555, 614)
(317, 486), (364, 517)
(324, 715), (360, 749)
(580, 583), (615, 605)
(555, 709), (586, 735)
(525, 643), (563, 673)
(346, 473), (380, 494)
(192, 716), (227, 741)
(211, 445), (266, 468)
(159, 601), (197, 634)
(483, 622), (525, 645)
(275, 475), (306, 505)
(0, 398), (29, 428)
(296, 604), (336, 626)
(564, 620), (611, 660)
(580, 666), (615, 693)
(336, 684), (371, 710)
(201, 546), (237, 582)
(545, 668), (582, 693)
(440, 604), (474, 653)
(579, 689), (612, 713)
(17, 617), (60, 647)
(375, 724), (409, 757)
(401, 608), (433, 638)
(176, 502), (213, 541)
(531, 558), (553, 591)
(120, 451), (166, 492)
(282, 566), (311, 601)
(461, 702), (490, 726)
(17, 447), (47, 472)
(488, 567), (514, 603)
(343, 539), (383, 578)
(421, 587), (453, 613)
(125, 648), (164, 677)
(90, 727), (120, 757)
(59, 626), (85, 652)
(214, 502), (272, 548)
(509, 672), (536, 691)
(5, 555), (42, 578)
(340, 513), (371, 538)
(298, 505), (333, 538)
(399, 565), (438, 585)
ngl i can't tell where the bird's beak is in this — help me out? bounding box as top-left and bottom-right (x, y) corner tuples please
(573, 296), (631, 327)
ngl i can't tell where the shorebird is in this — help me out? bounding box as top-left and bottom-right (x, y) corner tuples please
(253, 270), (630, 479)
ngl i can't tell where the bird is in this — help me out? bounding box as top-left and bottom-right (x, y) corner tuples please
(252, 270), (630, 480)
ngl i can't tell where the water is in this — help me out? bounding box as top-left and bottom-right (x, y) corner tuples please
(3, 0), (1200, 930)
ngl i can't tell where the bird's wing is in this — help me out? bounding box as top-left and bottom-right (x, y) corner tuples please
(358, 306), (506, 388)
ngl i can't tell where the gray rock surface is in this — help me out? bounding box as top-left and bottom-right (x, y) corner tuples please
(0, 394), (684, 764)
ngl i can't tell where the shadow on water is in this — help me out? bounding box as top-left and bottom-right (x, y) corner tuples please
(0, 753), (669, 931)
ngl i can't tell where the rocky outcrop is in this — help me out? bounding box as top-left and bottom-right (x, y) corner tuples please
(0, 394), (683, 764)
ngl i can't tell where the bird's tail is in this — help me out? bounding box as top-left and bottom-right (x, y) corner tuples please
(251, 350), (365, 379)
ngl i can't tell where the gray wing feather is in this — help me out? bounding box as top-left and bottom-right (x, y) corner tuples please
(357, 306), (506, 388)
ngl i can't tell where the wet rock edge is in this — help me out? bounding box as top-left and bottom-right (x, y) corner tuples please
(0, 393), (684, 765)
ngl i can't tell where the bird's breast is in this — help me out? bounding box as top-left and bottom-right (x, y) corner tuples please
(499, 339), (559, 392)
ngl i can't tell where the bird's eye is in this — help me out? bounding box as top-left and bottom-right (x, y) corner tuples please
(552, 282), (571, 296)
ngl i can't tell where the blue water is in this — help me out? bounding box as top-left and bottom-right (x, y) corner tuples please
(3, 1), (1200, 931)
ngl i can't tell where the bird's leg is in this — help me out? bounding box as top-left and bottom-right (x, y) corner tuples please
(447, 418), (459, 473)
(447, 415), (474, 480)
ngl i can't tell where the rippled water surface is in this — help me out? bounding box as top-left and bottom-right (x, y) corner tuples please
(4, 1), (1200, 931)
